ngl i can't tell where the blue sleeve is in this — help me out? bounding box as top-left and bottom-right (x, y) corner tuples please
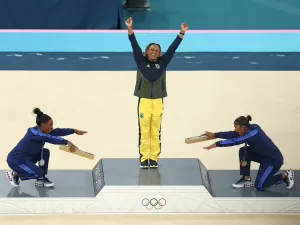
(215, 129), (259, 147)
(29, 128), (68, 145)
(128, 33), (145, 64)
(160, 35), (182, 65)
(214, 131), (239, 139)
(49, 128), (75, 136)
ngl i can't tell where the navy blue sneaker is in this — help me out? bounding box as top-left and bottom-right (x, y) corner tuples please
(140, 160), (149, 168)
(35, 176), (54, 188)
(149, 159), (158, 168)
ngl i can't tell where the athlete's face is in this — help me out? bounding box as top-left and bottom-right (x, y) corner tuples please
(40, 119), (53, 134)
(146, 44), (161, 61)
(234, 124), (248, 136)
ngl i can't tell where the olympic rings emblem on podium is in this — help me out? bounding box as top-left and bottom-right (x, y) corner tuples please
(141, 197), (167, 210)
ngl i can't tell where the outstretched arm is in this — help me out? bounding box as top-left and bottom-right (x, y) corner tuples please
(160, 22), (188, 65)
(49, 128), (75, 137)
(29, 128), (68, 145)
(215, 129), (258, 147)
(49, 128), (87, 137)
(214, 131), (239, 139)
(125, 17), (144, 64)
(30, 128), (80, 152)
(202, 130), (238, 140)
(203, 129), (259, 150)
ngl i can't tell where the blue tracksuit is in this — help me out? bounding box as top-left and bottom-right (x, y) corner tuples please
(7, 126), (74, 180)
(214, 124), (284, 190)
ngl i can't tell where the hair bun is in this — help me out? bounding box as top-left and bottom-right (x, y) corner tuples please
(33, 107), (43, 117)
(246, 115), (252, 122)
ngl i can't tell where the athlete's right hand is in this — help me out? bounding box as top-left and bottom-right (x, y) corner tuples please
(67, 141), (78, 153)
(125, 17), (133, 28)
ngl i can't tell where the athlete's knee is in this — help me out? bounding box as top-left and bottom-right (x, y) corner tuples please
(254, 179), (267, 191)
(140, 134), (149, 141)
(254, 184), (265, 191)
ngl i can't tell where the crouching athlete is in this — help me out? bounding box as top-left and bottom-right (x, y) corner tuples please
(203, 115), (294, 191)
(6, 108), (87, 188)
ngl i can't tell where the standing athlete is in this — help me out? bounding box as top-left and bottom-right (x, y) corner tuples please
(202, 115), (294, 191)
(125, 17), (188, 168)
(6, 108), (87, 188)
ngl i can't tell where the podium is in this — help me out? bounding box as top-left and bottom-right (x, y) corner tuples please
(0, 158), (299, 215)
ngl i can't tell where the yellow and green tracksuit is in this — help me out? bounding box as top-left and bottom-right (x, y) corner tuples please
(134, 70), (167, 163)
(128, 31), (183, 163)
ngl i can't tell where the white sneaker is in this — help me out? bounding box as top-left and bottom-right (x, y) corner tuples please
(6, 170), (20, 187)
(285, 169), (294, 189)
(35, 176), (54, 188)
(232, 176), (254, 188)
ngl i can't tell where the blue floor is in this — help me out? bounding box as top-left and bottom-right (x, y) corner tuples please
(1, 52), (300, 71)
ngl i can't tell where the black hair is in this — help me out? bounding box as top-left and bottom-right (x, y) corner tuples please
(33, 108), (52, 127)
(144, 43), (161, 57)
(234, 115), (252, 127)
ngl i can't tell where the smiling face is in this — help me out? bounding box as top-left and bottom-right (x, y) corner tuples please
(145, 44), (161, 61)
(39, 119), (53, 134)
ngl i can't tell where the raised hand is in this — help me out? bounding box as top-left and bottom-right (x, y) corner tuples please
(125, 17), (133, 28)
(180, 22), (189, 32)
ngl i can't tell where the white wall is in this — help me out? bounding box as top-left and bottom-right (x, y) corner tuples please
(1, 71), (299, 170)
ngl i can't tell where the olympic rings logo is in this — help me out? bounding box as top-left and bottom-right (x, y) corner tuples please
(141, 198), (167, 210)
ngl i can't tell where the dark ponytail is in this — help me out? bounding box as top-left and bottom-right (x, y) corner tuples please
(33, 108), (52, 127)
(234, 115), (252, 127)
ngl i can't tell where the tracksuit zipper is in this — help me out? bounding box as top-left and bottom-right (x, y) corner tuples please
(151, 82), (153, 98)
(138, 79), (142, 90)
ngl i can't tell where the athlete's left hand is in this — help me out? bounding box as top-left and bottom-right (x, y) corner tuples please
(203, 143), (216, 150)
(75, 129), (88, 135)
